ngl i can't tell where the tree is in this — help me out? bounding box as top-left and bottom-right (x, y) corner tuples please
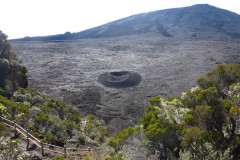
(0, 31), (28, 97)
(141, 100), (180, 159)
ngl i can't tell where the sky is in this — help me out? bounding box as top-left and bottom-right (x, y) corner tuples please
(1, 0), (240, 39)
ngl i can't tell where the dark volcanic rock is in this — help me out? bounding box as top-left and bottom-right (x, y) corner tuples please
(98, 71), (141, 88)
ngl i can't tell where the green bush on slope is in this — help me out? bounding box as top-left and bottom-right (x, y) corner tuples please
(84, 114), (109, 142)
(0, 137), (29, 160)
(107, 126), (141, 151)
(0, 88), (83, 144)
(140, 63), (240, 159)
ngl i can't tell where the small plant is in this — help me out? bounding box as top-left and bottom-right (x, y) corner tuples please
(105, 152), (125, 160)
(78, 136), (86, 144)
(0, 137), (29, 160)
(149, 96), (161, 105)
(84, 115), (108, 142)
(56, 155), (65, 160)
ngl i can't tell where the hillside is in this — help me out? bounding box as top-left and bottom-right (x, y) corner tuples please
(0, 32), (109, 159)
(2, 43), (240, 159)
(2, 3), (240, 159)
(12, 4), (240, 41)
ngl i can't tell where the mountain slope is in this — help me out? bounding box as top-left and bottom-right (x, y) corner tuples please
(12, 4), (240, 41)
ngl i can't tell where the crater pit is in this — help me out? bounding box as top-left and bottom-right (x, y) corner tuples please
(97, 71), (141, 88)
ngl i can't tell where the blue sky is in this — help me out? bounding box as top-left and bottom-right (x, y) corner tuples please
(1, 0), (240, 39)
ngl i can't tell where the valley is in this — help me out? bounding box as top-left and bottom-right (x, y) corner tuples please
(11, 34), (240, 132)
(1, 4), (240, 159)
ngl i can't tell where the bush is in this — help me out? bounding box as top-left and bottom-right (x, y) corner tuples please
(84, 115), (108, 142)
(0, 137), (29, 160)
(140, 64), (240, 159)
(107, 126), (141, 151)
(56, 155), (65, 160)
(78, 137), (86, 144)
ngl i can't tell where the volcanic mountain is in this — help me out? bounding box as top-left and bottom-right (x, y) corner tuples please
(12, 4), (240, 41)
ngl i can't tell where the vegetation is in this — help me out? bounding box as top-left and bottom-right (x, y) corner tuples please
(56, 155), (65, 160)
(0, 137), (29, 160)
(84, 114), (109, 142)
(108, 126), (141, 152)
(0, 31), (28, 97)
(0, 88), (83, 144)
(139, 63), (240, 159)
(105, 152), (125, 160)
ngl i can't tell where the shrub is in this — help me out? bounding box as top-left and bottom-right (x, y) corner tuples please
(56, 155), (65, 160)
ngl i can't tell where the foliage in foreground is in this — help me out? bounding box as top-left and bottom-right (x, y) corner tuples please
(106, 125), (157, 160)
(0, 88), (83, 144)
(84, 114), (109, 142)
(140, 63), (240, 159)
(106, 63), (240, 160)
(0, 136), (29, 160)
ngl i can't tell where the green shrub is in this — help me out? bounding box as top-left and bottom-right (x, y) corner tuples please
(56, 155), (65, 160)
(0, 87), (4, 95)
(105, 152), (125, 160)
(138, 64), (240, 159)
(78, 137), (86, 145)
(107, 126), (142, 151)
(84, 115), (108, 142)
(149, 96), (161, 105)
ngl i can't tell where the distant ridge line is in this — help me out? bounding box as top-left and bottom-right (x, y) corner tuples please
(10, 4), (240, 41)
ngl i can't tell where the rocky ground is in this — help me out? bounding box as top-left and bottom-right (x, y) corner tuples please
(11, 34), (240, 132)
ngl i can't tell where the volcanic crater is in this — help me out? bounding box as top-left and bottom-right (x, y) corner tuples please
(97, 71), (141, 88)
